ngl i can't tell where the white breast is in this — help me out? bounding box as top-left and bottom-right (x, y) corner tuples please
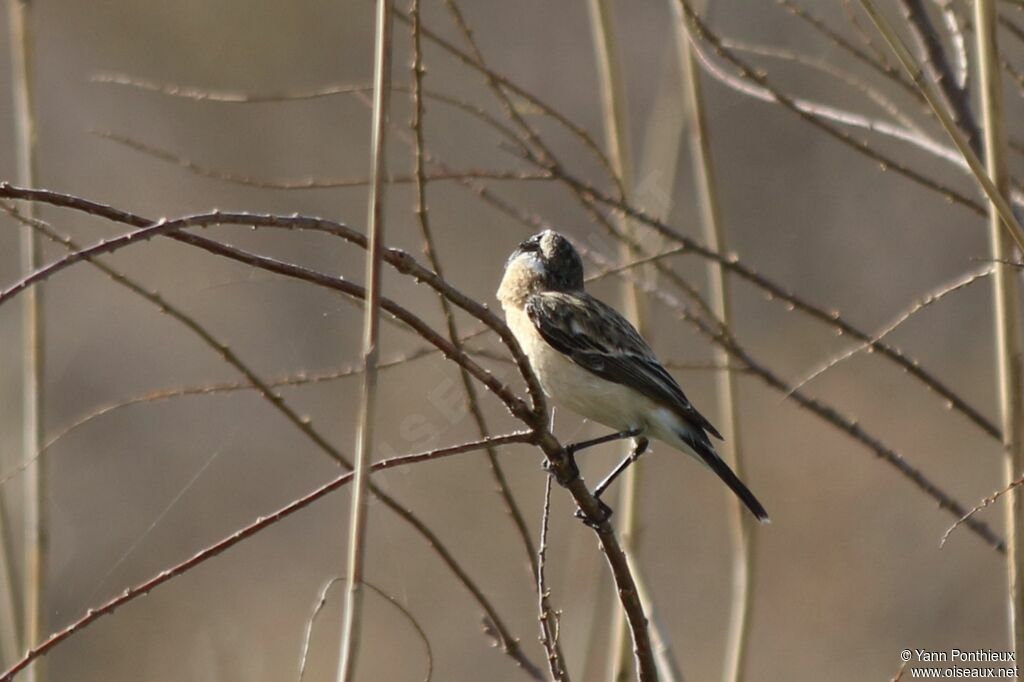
(503, 304), (660, 433)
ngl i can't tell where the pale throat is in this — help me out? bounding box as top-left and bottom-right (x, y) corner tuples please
(497, 256), (545, 309)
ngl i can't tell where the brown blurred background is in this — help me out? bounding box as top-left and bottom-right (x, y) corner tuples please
(1, 1), (1022, 680)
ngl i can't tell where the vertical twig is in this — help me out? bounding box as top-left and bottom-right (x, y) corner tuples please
(585, 5), (650, 681)
(6, 0), (42, 676)
(975, 0), (1024, 662)
(537, 476), (570, 681)
(336, 0), (392, 679)
(674, 4), (756, 681)
(407, 0), (541, 588)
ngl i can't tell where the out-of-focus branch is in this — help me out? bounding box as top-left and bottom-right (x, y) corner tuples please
(897, 0), (981, 150)
(585, 4), (651, 681)
(975, 0), (1024, 662)
(859, 0), (1024, 250)
(6, 0), (43, 675)
(336, 0), (393, 677)
(674, 4), (755, 680)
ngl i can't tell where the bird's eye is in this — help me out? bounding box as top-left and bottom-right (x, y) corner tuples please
(518, 237), (540, 252)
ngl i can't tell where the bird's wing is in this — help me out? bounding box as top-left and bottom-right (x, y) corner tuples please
(526, 291), (722, 439)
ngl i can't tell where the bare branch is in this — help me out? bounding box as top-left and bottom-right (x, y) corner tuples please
(942, 476), (1024, 548)
(298, 578), (432, 682)
(94, 130), (549, 190)
(537, 476), (569, 681)
(0, 433), (532, 682)
(407, 0), (542, 595)
(788, 265), (995, 396)
(0, 192), (539, 676)
(897, 0), (982, 149)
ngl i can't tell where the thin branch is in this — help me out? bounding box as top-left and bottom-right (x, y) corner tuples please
(0, 433), (532, 682)
(391, 4), (621, 191)
(515, 164), (1002, 443)
(778, 0), (914, 98)
(94, 129), (549, 189)
(897, 0), (982, 150)
(718, 39), (924, 134)
(633, 271), (1007, 553)
(0, 343), (458, 488)
(942, 476), (1024, 547)
(93, 76), (528, 150)
(788, 265), (995, 396)
(537, 476), (569, 681)
(162, 207), (652, 681)
(0, 185), (545, 415)
(859, 0), (1024, 250)
(685, 8), (991, 214)
(298, 578), (432, 682)
(407, 0), (542, 596)
(0, 194), (539, 676)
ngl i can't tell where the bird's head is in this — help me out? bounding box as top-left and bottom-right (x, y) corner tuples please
(510, 230), (584, 288)
(497, 230), (584, 307)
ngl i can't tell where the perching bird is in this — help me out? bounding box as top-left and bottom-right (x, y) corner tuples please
(497, 229), (769, 523)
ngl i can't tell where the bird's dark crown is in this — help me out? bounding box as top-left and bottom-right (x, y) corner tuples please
(514, 230), (584, 291)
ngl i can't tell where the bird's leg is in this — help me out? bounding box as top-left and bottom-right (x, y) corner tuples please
(565, 427), (643, 457)
(593, 437), (650, 500)
(573, 435), (648, 529)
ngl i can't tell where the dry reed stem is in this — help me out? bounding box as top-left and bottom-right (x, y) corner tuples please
(675, 6), (755, 681)
(585, 3), (651, 680)
(5, 1), (43, 678)
(975, 0), (1024, 661)
(336, 0), (393, 675)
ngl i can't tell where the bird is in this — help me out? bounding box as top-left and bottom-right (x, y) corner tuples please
(497, 229), (769, 523)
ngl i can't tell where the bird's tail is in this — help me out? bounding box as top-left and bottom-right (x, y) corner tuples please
(679, 428), (770, 524)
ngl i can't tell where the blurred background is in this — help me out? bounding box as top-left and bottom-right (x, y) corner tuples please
(0, 1), (1022, 680)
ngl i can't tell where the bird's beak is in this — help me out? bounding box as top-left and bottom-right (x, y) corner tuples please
(506, 245), (529, 268)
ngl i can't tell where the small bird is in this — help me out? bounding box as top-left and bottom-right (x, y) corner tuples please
(498, 229), (769, 523)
